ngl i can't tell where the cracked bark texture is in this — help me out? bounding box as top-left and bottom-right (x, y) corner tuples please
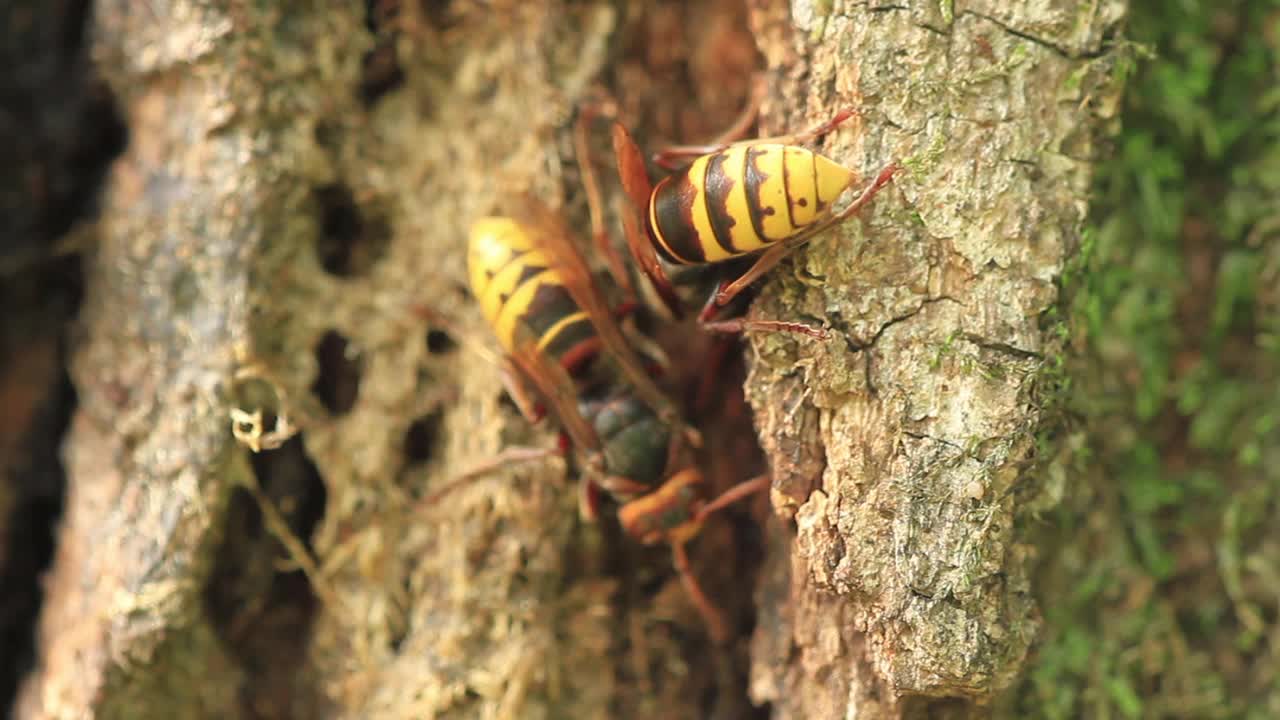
(743, 1), (1126, 718)
(13, 0), (1129, 718)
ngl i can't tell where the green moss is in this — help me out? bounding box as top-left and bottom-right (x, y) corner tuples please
(1016, 1), (1280, 717)
(901, 131), (948, 180)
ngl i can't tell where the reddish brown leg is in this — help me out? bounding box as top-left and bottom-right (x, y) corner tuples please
(707, 243), (794, 309)
(762, 106), (862, 145)
(578, 475), (603, 522)
(696, 279), (827, 338)
(695, 473), (769, 523)
(829, 162), (901, 222)
(672, 541), (731, 644)
(613, 300), (639, 320)
(711, 162), (900, 308)
(417, 446), (558, 507)
(652, 74), (766, 170)
(409, 303), (504, 367)
(700, 316), (829, 340)
(612, 123), (685, 319)
(597, 474), (653, 498)
(501, 361), (545, 423)
(653, 104), (861, 168)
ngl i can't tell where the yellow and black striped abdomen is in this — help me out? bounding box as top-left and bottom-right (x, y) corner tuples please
(468, 218), (599, 368)
(647, 143), (857, 265)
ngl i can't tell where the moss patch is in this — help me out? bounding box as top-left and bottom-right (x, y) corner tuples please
(1016, 2), (1280, 718)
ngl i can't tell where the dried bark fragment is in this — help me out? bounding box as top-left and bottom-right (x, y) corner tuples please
(743, 1), (1128, 716)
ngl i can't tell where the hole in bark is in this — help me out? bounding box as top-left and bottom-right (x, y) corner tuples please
(425, 328), (457, 355)
(313, 120), (341, 152)
(312, 330), (362, 415)
(360, 43), (404, 106)
(0, 255), (80, 710)
(404, 409), (444, 464)
(313, 183), (390, 277)
(420, 0), (463, 31)
(205, 435), (327, 716)
(359, 0), (404, 106)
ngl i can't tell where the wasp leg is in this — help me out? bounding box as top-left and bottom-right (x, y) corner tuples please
(576, 102), (636, 302)
(578, 475), (604, 522)
(710, 162), (900, 309)
(672, 541), (731, 644)
(695, 473), (770, 523)
(652, 74), (766, 170)
(742, 106), (862, 147)
(654, 101), (858, 169)
(695, 280), (827, 338)
(700, 312), (828, 340)
(501, 360), (546, 424)
(700, 316), (828, 338)
(418, 445), (559, 507)
(708, 242), (792, 309)
(826, 161), (900, 223)
(598, 474), (654, 498)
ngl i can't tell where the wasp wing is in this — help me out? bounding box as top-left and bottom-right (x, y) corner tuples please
(611, 123), (685, 318)
(513, 195), (684, 434)
(506, 321), (602, 457)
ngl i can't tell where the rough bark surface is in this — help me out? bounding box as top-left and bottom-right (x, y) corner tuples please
(17, 1), (757, 718)
(13, 0), (1129, 718)
(743, 1), (1126, 717)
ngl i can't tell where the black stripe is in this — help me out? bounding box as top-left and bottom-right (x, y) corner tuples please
(514, 262), (546, 287)
(520, 281), (584, 337)
(781, 148), (796, 230)
(493, 247), (536, 280)
(650, 211), (680, 264)
(744, 147), (772, 244)
(704, 151), (742, 255)
(651, 175), (706, 264)
(539, 315), (598, 365)
(810, 152), (825, 212)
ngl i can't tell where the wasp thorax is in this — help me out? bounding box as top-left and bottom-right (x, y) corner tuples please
(579, 390), (671, 494)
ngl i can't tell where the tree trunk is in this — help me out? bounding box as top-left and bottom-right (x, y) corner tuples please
(14, 1), (1127, 718)
(742, 1), (1127, 718)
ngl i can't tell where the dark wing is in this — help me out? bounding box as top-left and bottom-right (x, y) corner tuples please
(611, 122), (686, 318)
(574, 107), (637, 301)
(506, 321), (601, 457)
(512, 195), (685, 434)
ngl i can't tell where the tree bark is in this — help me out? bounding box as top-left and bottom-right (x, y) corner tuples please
(743, 1), (1126, 717)
(15, 1), (1127, 718)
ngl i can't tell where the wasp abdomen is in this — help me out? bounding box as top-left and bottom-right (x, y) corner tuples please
(648, 144), (857, 266)
(469, 218), (600, 370)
